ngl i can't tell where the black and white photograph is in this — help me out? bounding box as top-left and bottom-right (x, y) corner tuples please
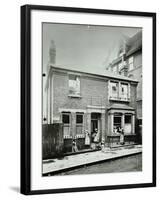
(42, 23), (143, 176)
(0, 0), (159, 198)
(20, 5), (156, 194)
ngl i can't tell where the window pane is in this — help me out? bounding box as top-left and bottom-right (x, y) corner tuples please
(114, 116), (121, 124)
(76, 126), (83, 135)
(110, 82), (118, 98)
(129, 56), (134, 70)
(76, 114), (83, 124)
(69, 74), (77, 80)
(113, 116), (121, 132)
(62, 114), (70, 124)
(125, 115), (131, 123)
(63, 126), (70, 136)
(69, 75), (80, 95)
(129, 56), (133, 64)
(121, 83), (128, 99)
(138, 119), (142, 125)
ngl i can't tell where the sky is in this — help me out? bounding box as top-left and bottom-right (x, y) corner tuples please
(42, 23), (141, 74)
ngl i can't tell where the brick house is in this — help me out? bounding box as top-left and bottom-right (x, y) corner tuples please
(44, 64), (138, 152)
(106, 31), (142, 126)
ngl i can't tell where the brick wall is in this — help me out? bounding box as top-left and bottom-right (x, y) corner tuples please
(51, 69), (137, 115)
(45, 67), (138, 151)
(52, 72), (108, 115)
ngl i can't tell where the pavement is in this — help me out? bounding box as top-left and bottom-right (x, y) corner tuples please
(42, 144), (142, 175)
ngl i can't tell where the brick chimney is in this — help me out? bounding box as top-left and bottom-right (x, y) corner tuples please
(49, 40), (56, 64)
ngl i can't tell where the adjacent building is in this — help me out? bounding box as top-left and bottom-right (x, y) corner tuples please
(106, 31), (142, 125)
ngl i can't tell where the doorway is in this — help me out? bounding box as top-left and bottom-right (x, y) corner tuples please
(91, 113), (101, 140)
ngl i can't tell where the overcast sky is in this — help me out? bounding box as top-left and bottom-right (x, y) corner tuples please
(43, 23), (141, 73)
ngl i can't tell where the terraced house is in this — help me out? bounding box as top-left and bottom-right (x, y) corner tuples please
(43, 62), (139, 155)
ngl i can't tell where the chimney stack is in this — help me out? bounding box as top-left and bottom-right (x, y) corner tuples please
(49, 40), (56, 64)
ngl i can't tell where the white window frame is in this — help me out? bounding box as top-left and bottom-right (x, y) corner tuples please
(109, 81), (119, 99)
(62, 112), (71, 138)
(108, 80), (130, 101)
(68, 73), (81, 97)
(128, 56), (134, 71)
(120, 82), (130, 100)
(76, 113), (84, 136)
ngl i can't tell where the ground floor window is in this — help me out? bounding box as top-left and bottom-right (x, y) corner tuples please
(124, 114), (132, 134)
(113, 113), (132, 134)
(125, 115), (131, 123)
(113, 115), (122, 133)
(62, 112), (71, 137)
(76, 113), (83, 135)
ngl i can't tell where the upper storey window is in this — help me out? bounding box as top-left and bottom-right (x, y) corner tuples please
(112, 65), (118, 73)
(109, 80), (130, 102)
(110, 81), (119, 98)
(121, 83), (128, 99)
(68, 74), (80, 96)
(128, 56), (134, 71)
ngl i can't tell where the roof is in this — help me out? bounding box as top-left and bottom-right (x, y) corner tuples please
(50, 64), (138, 83)
(126, 31), (142, 56)
(108, 103), (135, 110)
(109, 30), (142, 66)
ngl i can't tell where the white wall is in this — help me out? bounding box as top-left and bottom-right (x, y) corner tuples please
(0, 0), (159, 199)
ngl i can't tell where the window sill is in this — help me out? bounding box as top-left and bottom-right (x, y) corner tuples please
(68, 94), (82, 98)
(109, 97), (130, 102)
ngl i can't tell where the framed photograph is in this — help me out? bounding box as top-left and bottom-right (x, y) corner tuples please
(21, 4), (156, 195)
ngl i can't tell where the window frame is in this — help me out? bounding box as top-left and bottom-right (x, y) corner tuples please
(62, 112), (71, 138)
(120, 82), (130, 100)
(76, 113), (83, 124)
(125, 114), (132, 124)
(68, 73), (81, 97)
(62, 112), (71, 125)
(76, 113), (84, 135)
(128, 56), (134, 71)
(109, 80), (119, 99)
(109, 80), (130, 101)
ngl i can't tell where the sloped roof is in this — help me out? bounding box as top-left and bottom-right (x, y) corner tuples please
(50, 64), (138, 82)
(126, 31), (142, 56)
(108, 103), (135, 110)
(110, 30), (142, 66)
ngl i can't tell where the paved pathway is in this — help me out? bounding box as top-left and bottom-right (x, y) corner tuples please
(43, 145), (142, 175)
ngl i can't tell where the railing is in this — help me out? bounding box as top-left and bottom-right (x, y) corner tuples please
(106, 134), (137, 147)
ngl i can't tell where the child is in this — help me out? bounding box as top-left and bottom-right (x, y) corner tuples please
(120, 128), (125, 145)
(85, 130), (91, 147)
(72, 139), (78, 152)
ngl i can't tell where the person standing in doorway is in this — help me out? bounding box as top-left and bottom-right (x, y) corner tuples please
(94, 128), (100, 149)
(85, 130), (90, 148)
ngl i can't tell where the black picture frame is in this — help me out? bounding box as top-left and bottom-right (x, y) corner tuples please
(21, 4), (156, 195)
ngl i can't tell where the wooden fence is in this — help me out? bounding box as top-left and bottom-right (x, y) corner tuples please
(42, 123), (63, 159)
